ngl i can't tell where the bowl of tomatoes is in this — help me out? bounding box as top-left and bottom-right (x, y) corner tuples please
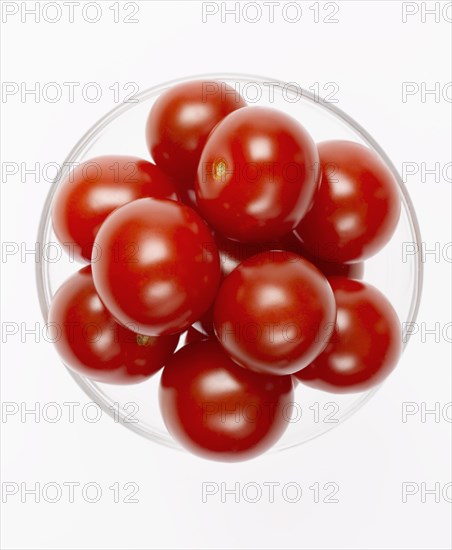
(37, 74), (423, 461)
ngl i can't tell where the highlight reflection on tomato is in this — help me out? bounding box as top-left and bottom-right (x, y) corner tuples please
(214, 251), (337, 375)
(295, 277), (402, 392)
(92, 198), (221, 336)
(48, 266), (179, 384)
(159, 339), (294, 462)
(51, 156), (178, 263)
(195, 106), (320, 243)
(294, 140), (401, 263)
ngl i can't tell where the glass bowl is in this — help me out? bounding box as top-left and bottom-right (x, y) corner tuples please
(36, 74), (423, 453)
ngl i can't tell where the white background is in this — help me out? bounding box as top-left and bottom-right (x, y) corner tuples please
(1, 1), (451, 549)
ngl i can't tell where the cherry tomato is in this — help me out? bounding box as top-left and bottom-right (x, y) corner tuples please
(146, 80), (246, 184)
(52, 156), (178, 263)
(92, 198), (221, 336)
(48, 266), (179, 384)
(294, 140), (401, 263)
(159, 339), (294, 461)
(196, 232), (361, 338)
(295, 277), (402, 392)
(213, 251), (337, 376)
(194, 234), (303, 336)
(195, 106), (320, 242)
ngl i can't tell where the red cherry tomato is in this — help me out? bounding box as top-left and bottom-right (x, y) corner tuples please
(195, 232), (361, 338)
(195, 106), (320, 242)
(159, 339), (294, 461)
(146, 80), (246, 184)
(295, 277), (402, 392)
(294, 140), (401, 263)
(52, 156), (178, 263)
(92, 198), (221, 336)
(214, 251), (337, 376)
(194, 234), (303, 336)
(48, 266), (179, 384)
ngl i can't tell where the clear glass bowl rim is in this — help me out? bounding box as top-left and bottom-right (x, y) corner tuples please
(35, 72), (424, 452)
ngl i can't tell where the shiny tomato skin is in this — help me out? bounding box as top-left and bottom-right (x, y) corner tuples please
(194, 234), (303, 336)
(195, 233), (362, 338)
(52, 156), (178, 263)
(159, 339), (294, 462)
(213, 251), (337, 376)
(92, 198), (221, 336)
(193, 233), (301, 336)
(195, 106), (319, 243)
(48, 266), (179, 384)
(294, 140), (401, 263)
(295, 277), (402, 392)
(146, 80), (246, 183)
